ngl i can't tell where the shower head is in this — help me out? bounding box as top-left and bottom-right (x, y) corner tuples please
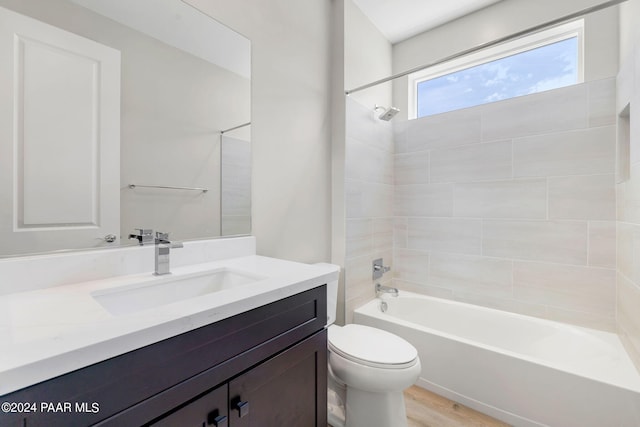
(374, 105), (400, 121)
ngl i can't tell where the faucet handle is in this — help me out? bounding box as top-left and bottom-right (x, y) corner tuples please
(155, 232), (184, 250)
(372, 258), (391, 280)
(155, 231), (169, 242)
(129, 228), (154, 245)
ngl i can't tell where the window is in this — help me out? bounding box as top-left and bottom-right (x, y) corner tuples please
(409, 20), (584, 119)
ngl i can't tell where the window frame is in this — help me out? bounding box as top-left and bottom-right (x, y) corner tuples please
(407, 19), (584, 119)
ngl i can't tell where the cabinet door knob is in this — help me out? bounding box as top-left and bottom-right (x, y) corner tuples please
(235, 400), (250, 418)
(211, 415), (227, 426)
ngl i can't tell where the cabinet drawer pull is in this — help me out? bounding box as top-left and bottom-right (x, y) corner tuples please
(212, 415), (227, 426)
(235, 400), (250, 418)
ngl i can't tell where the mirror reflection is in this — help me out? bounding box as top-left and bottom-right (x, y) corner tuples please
(0, 0), (251, 257)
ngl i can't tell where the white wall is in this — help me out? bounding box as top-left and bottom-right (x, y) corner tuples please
(392, 0), (619, 120)
(185, 0), (333, 263)
(344, 0), (392, 109)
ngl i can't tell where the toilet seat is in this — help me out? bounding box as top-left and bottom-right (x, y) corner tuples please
(328, 324), (418, 369)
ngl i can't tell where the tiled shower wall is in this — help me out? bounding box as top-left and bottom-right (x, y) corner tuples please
(344, 97), (394, 322)
(221, 135), (251, 236)
(617, 41), (640, 369)
(393, 79), (617, 331)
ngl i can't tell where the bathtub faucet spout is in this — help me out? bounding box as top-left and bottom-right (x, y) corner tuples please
(376, 283), (398, 297)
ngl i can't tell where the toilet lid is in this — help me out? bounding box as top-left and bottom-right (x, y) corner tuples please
(328, 324), (418, 369)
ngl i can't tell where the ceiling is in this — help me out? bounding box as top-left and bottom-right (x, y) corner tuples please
(352, 0), (504, 44)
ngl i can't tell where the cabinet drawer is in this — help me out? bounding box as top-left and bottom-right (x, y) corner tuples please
(1, 285), (326, 427)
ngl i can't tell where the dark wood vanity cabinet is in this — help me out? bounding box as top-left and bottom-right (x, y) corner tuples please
(1, 285), (328, 427)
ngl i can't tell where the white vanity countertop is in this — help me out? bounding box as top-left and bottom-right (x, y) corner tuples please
(0, 255), (338, 395)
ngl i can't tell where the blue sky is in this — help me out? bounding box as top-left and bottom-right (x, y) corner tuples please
(417, 37), (578, 117)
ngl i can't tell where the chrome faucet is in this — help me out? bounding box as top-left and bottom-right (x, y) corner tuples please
(154, 232), (183, 275)
(376, 283), (398, 297)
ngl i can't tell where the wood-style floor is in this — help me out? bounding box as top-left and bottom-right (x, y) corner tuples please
(405, 386), (511, 427)
(328, 385), (511, 427)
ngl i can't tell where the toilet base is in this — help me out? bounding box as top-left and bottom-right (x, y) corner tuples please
(347, 388), (409, 427)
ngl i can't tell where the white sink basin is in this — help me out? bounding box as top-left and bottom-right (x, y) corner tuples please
(92, 268), (265, 316)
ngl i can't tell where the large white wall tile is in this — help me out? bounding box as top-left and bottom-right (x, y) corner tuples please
(346, 218), (372, 259)
(617, 222), (634, 282)
(618, 273), (640, 370)
(430, 140), (512, 183)
(373, 218), (393, 251)
(429, 253), (513, 298)
(513, 261), (615, 316)
(408, 218), (482, 255)
(345, 254), (377, 301)
(346, 137), (393, 184)
(394, 217), (408, 248)
(588, 78), (616, 127)
(617, 221), (640, 285)
(346, 180), (393, 219)
(589, 221), (616, 269)
(454, 178), (547, 219)
(546, 306), (615, 332)
(616, 54), (634, 114)
(395, 151), (429, 185)
(481, 84), (588, 141)
(451, 292), (550, 319)
(548, 174), (616, 220)
(513, 126), (615, 177)
(483, 220), (588, 265)
(620, 161), (640, 225)
(394, 120), (409, 153)
(393, 248), (429, 285)
(394, 183), (454, 217)
(393, 279), (455, 299)
(406, 107), (481, 151)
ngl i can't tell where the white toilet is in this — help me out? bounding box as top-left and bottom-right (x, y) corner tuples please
(321, 267), (421, 427)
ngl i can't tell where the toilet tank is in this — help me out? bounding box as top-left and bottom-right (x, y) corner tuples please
(314, 263), (340, 326)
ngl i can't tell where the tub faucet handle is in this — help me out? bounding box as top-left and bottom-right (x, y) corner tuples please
(373, 258), (391, 280)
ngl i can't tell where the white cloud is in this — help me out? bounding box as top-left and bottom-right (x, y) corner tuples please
(446, 75), (459, 83)
(484, 92), (507, 102)
(526, 73), (575, 94)
(483, 63), (510, 87)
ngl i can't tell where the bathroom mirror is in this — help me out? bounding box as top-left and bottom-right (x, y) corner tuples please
(0, 0), (251, 257)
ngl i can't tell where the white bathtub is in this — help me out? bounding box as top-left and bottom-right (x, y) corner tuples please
(353, 291), (640, 427)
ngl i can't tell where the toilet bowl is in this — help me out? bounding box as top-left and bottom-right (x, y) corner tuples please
(327, 324), (421, 427)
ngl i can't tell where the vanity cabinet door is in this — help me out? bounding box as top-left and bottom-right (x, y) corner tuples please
(228, 329), (327, 427)
(149, 384), (228, 427)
